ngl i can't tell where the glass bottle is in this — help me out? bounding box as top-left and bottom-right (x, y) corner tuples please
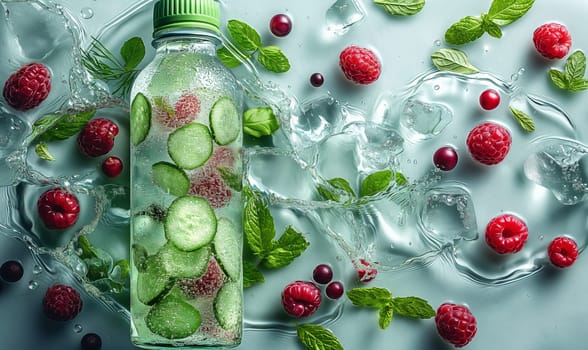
(129, 0), (243, 347)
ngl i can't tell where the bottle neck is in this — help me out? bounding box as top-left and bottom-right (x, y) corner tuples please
(152, 30), (220, 56)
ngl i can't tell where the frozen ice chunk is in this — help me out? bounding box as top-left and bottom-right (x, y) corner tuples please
(291, 95), (346, 144)
(417, 183), (478, 246)
(325, 0), (366, 35)
(400, 99), (452, 142)
(344, 122), (404, 172)
(524, 137), (588, 205)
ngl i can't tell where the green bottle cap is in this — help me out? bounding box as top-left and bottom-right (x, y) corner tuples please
(153, 0), (220, 38)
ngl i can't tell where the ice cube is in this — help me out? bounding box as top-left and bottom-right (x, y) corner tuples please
(523, 137), (588, 205)
(291, 95), (346, 144)
(344, 122), (404, 172)
(399, 99), (452, 142)
(325, 0), (366, 35)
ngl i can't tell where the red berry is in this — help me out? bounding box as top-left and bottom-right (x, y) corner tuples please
(101, 156), (123, 178)
(3, 62), (51, 111)
(355, 258), (377, 282)
(435, 303), (477, 348)
(339, 46), (381, 85)
(42, 284), (83, 321)
(208, 146), (237, 169)
(485, 214), (528, 254)
(281, 281), (321, 318)
(190, 168), (232, 209)
(548, 236), (578, 268)
(77, 118), (119, 157)
(269, 14), (292, 37)
(310, 73), (324, 87)
(433, 146), (458, 171)
(154, 93), (200, 129)
(533, 22), (572, 59)
(466, 122), (511, 166)
(325, 281), (344, 299)
(479, 89), (500, 110)
(178, 257), (225, 298)
(81, 333), (102, 350)
(37, 188), (80, 230)
(0, 260), (24, 283)
(312, 264), (333, 284)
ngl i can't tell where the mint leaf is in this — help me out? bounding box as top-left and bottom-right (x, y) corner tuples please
(263, 226), (309, 269)
(296, 324), (343, 350)
(31, 114), (62, 140)
(217, 166), (243, 191)
(360, 170), (393, 197)
(395, 171), (408, 186)
(79, 235), (99, 259)
(243, 259), (264, 288)
(487, 0), (535, 26)
(482, 15), (503, 38)
(38, 110), (95, 142)
(227, 19), (262, 51)
(569, 79), (588, 91)
(244, 187), (276, 257)
(549, 69), (568, 89)
(243, 107), (280, 137)
(318, 177), (356, 201)
(257, 46), (291, 73)
(509, 106), (535, 132)
(445, 16), (484, 45)
(120, 36), (145, 70)
(373, 0), (425, 16)
(34, 142), (56, 161)
(431, 48), (479, 74)
(114, 259), (130, 279)
(346, 287), (393, 308)
(390, 297), (436, 319)
(564, 50), (586, 81)
(378, 303), (394, 329)
(217, 46), (243, 68)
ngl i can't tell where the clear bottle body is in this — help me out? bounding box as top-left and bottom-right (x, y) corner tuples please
(129, 33), (243, 348)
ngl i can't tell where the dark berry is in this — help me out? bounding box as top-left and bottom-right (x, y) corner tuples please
(479, 89), (500, 110)
(0, 260), (24, 282)
(269, 14), (292, 37)
(101, 156), (123, 178)
(81, 332), (102, 350)
(310, 73), (324, 87)
(325, 281), (344, 299)
(312, 264), (333, 284)
(433, 146), (458, 171)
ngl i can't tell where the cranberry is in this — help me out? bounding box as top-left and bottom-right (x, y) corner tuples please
(81, 333), (102, 350)
(433, 146), (458, 171)
(269, 14), (292, 37)
(0, 260), (24, 282)
(312, 264), (333, 284)
(325, 281), (344, 299)
(479, 89), (500, 110)
(101, 156), (123, 178)
(310, 73), (324, 87)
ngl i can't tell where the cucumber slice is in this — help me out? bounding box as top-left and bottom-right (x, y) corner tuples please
(164, 196), (217, 251)
(213, 281), (242, 330)
(151, 161), (190, 197)
(131, 93), (151, 146)
(157, 242), (211, 278)
(167, 123), (212, 170)
(210, 97), (240, 146)
(136, 255), (171, 305)
(146, 294), (201, 340)
(213, 218), (241, 280)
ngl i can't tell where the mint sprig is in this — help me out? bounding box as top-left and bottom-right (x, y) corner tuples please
(346, 287), (435, 329)
(445, 0), (535, 45)
(243, 107), (280, 137)
(318, 170), (407, 202)
(296, 324), (343, 350)
(508, 106), (535, 132)
(360, 170), (394, 197)
(549, 50), (588, 92)
(431, 48), (479, 74)
(218, 19), (290, 73)
(78, 235), (129, 293)
(373, 0), (425, 16)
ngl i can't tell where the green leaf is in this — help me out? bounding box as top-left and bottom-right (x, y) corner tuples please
(378, 303), (394, 329)
(243, 259), (264, 288)
(431, 48), (479, 74)
(569, 79), (588, 91)
(564, 50), (587, 81)
(31, 114), (62, 140)
(35, 110), (95, 142)
(395, 171), (408, 186)
(390, 297), (436, 319)
(217, 46), (243, 68)
(346, 287), (393, 308)
(257, 46), (291, 73)
(360, 170), (393, 197)
(296, 324), (343, 350)
(373, 0), (425, 16)
(328, 178), (356, 196)
(444, 16), (485, 45)
(263, 226), (309, 269)
(317, 185), (339, 202)
(243, 107), (280, 138)
(114, 259), (130, 279)
(243, 187), (276, 257)
(78, 235), (99, 259)
(549, 69), (569, 89)
(120, 36), (145, 70)
(508, 106), (535, 132)
(487, 0), (535, 26)
(217, 166), (243, 191)
(34, 142), (56, 161)
(482, 15), (503, 38)
(227, 19), (262, 51)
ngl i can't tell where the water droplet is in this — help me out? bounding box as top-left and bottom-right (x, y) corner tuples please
(538, 235), (544, 241)
(433, 85), (440, 91)
(28, 280), (38, 290)
(73, 324), (83, 333)
(80, 7), (94, 19)
(413, 160), (418, 165)
(434, 40), (441, 47)
(33, 265), (43, 275)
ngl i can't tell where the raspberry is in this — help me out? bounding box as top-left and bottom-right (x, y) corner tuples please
(533, 22), (572, 59)
(190, 168), (232, 209)
(354, 258), (377, 282)
(77, 118), (119, 157)
(154, 93), (200, 129)
(435, 303), (477, 348)
(485, 214), (528, 254)
(42, 284), (83, 321)
(178, 257), (225, 298)
(339, 46), (381, 85)
(3, 62), (51, 111)
(548, 236), (578, 268)
(281, 281), (321, 318)
(101, 156), (123, 178)
(209, 146), (237, 169)
(37, 188), (80, 230)
(466, 122), (511, 166)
